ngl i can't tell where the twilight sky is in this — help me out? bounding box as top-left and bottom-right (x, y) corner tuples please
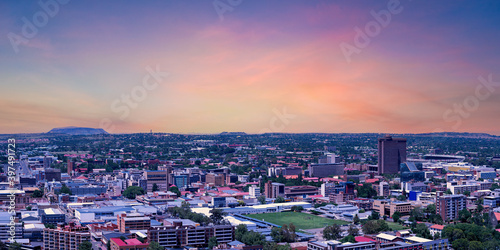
(1, 0), (500, 134)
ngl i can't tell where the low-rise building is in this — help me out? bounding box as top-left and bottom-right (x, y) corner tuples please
(117, 213), (151, 233)
(110, 238), (149, 250)
(43, 223), (91, 250)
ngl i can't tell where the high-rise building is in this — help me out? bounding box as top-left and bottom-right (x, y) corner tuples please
(206, 173), (225, 186)
(249, 185), (261, 198)
(43, 156), (54, 169)
(45, 168), (61, 181)
(378, 135), (407, 174)
(436, 194), (466, 221)
(264, 181), (285, 198)
(67, 159), (73, 176)
(144, 170), (169, 192)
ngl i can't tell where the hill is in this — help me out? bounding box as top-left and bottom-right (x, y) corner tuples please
(47, 127), (108, 135)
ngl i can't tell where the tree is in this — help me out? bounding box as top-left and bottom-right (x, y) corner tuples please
(323, 224), (342, 240)
(60, 184), (72, 195)
(123, 186), (145, 199)
(392, 211), (401, 223)
(410, 207), (424, 222)
(412, 223), (432, 239)
(7, 243), (21, 250)
(78, 241), (92, 250)
(468, 241), (483, 250)
(368, 211), (379, 220)
(347, 224), (359, 236)
(0, 241), (7, 250)
(258, 196), (266, 204)
(210, 208), (227, 225)
(271, 224), (296, 243)
(458, 209), (471, 223)
(341, 235), (356, 243)
(235, 224), (248, 241)
(241, 230), (265, 246)
(148, 241), (164, 250)
(32, 189), (44, 198)
(362, 220), (389, 234)
(445, 189), (452, 195)
(264, 242), (292, 250)
(452, 238), (469, 250)
(152, 183), (159, 192)
(271, 227), (284, 242)
(291, 206), (304, 212)
(275, 196), (286, 203)
(169, 186), (181, 197)
(355, 183), (377, 198)
(353, 214), (360, 225)
(208, 237), (218, 249)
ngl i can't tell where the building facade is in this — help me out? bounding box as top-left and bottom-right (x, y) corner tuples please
(148, 222), (234, 248)
(378, 135), (406, 174)
(117, 213), (151, 233)
(436, 194), (466, 221)
(43, 224), (91, 250)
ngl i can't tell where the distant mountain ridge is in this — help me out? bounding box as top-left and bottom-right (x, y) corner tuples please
(415, 132), (498, 139)
(47, 127), (108, 135)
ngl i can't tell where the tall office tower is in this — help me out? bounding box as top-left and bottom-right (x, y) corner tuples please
(67, 159), (73, 176)
(378, 135), (407, 174)
(43, 156), (53, 168)
(145, 170), (169, 192)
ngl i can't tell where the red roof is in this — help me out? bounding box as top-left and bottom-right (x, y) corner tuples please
(125, 239), (148, 246)
(111, 238), (127, 247)
(430, 224), (445, 230)
(111, 238), (148, 247)
(494, 212), (500, 221)
(355, 236), (376, 242)
(75, 175), (88, 180)
(365, 178), (379, 183)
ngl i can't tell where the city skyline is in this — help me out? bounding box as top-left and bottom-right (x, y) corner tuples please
(1, 1), (500, 134)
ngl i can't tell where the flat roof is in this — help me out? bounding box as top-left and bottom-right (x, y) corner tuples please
(406, 236), (432, 243)
(44, 208), (63, 215)
(376, 233), (398, 241)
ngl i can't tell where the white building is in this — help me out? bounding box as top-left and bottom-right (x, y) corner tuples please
(249, 185), (261, 198)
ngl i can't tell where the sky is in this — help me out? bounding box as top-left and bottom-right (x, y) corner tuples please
(1, 0), (500, 134)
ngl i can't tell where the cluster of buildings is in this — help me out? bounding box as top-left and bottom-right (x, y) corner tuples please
(1, 134), (500, 250)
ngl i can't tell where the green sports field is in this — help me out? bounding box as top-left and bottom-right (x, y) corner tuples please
(246, 212), (348, 230)
(386, 221), (408, 231)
